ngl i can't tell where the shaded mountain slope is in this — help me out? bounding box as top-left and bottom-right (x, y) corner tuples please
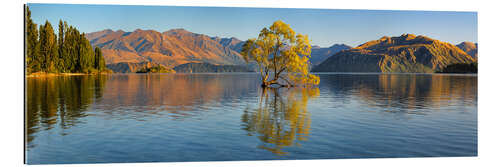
(456, 41), (478, 59)
(173, 63), (254, 73)
(106, 61), (165, 73)
(312, 34), (476, 73)
(310, 44), (352, 65)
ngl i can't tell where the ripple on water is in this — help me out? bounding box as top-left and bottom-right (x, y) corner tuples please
(26, 73), (477, 164)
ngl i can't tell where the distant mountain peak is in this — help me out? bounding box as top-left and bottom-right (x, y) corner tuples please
(133, 28), (149, 32)
(458, 41), (477, 47)
(328, 44), (351, 48)
(165, 28), (192, 34)
(86, 28), (247, 68)
(457, 41), (478, 59)
(313, 34), (476, 73)
(171, 28), (186, 31)
(400, 33), (417, 40)
(311, 45), (321, 49)
(356, 34), (435, 50)
(309, 43), (352, 65)
(101, 29), (113, 32)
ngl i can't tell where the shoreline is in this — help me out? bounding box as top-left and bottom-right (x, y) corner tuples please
(26, 72), (111, 78)
(25, 72), (478, 77)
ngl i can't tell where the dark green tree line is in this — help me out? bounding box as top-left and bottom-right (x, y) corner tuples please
(25, 6), (107, 74)
(94, 47), (106, 71)
(26, 6), (40, 73)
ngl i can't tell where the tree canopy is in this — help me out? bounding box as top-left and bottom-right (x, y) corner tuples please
(241, 20), (320, 87)
(26, 6), (39, 74)
(437, 63), (477, 73)
(25, 6), (107, 74)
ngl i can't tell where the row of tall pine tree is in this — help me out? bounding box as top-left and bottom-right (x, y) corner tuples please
(25, 6), (107, 74)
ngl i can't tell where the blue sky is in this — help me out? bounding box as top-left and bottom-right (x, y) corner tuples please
(28, 3), (477, 47)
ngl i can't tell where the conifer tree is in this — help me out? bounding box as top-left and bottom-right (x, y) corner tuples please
(25, 6), (40, 73)
(94, 47), (105, 71)
(25, 6), (108, 74)
(39, 21), (59, 72)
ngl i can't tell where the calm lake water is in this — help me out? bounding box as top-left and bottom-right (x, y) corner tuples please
(25, 73), (477, 164)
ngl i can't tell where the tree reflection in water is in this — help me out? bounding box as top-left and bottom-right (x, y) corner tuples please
(26, 75), (108, 149)
(241, 87), (319, 155)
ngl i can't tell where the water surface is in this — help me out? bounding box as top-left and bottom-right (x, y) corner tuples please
(26, 73), (477, 164)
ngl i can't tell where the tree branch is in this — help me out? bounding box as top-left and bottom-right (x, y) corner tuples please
(279, 76), (294, 86)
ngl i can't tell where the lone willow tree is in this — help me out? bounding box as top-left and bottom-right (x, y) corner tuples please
(241, 20), (320, 87)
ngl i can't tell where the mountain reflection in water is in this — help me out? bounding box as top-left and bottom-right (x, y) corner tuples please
(25, 73), (477, 164)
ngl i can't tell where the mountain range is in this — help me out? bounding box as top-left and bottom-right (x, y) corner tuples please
(86, 28), (352, 72)
(312, 34), (476, 73)
(86, 29), (246, 69)
(310, 44), (352, 65)
(456, 41), (478, 59)
(86, 29), (477, 73)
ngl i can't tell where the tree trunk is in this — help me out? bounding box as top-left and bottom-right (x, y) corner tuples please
(261, 78), (290, 88)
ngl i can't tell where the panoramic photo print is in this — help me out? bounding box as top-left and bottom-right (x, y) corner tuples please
(25, 3), (477, 164)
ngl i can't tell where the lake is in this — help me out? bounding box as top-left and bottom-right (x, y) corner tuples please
(25, 73), (477, 164)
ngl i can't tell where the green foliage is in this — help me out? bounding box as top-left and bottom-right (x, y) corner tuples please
(136, 65), (175, 73)
(25, 6), (107, 74)
(25, 6), (40, 74)
(241, 20), (319, 87)
(78, 33), (95, 72)
(173, 63), (253, 73)
(39, 21), (59, 73)
(57, 20), (68, 72)
(94, 47), (106, 71)
(26, 75), (108, 141)
(437, 63), (477, 73)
